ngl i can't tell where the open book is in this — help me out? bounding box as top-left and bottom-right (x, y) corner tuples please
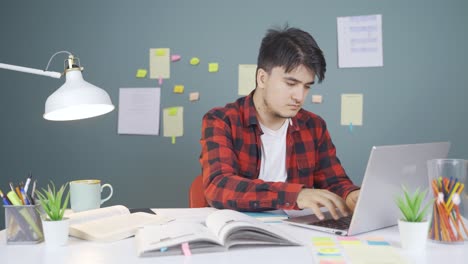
(135, 209), (301, 257)
(67, 205), (172, 242)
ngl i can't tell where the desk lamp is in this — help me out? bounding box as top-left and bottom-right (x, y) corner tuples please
(0, 51), (114, 121)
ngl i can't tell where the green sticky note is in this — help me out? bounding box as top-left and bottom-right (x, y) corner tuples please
(168, 107), (178, 116)
(136, 69), (147, 78)
(171, 136), (176, 144)
(208, 63), (219, 72)
(190, 57), (200, 65)
(155, 49), (166, 56)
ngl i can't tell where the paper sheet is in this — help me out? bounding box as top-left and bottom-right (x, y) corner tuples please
(118, 88), (160, 135)
(341, 94), (363, 126)
(163, 106), (184, 137)
(238, 64), (257, 95)
(337, 14), (383, 68)
(150, 48), (170, 79)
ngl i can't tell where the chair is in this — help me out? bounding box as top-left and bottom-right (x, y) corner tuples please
(189, 174), (209, 208)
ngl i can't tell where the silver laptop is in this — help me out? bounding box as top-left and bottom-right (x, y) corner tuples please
(283, 142), (450, 236)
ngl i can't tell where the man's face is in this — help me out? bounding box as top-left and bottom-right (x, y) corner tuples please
(258, 65), (315, 119)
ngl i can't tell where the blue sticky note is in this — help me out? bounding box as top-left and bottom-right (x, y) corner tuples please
(367, 240), (391, 246)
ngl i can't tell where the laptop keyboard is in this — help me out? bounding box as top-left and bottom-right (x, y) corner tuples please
(313, 215), (352, 230)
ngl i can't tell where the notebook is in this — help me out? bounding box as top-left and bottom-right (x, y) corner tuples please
(283, 142), (451, 236)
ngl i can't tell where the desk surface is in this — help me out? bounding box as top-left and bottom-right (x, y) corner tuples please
(1, 208), (467, 264)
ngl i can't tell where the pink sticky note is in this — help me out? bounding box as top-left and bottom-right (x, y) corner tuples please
(171, 54), (181, 62)
(158, 76), (163, 86)
(181, 242), (191, 256)
(336, 236), (359, 241)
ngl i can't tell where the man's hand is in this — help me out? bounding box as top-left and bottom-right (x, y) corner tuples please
(296, 188), (350, 220)
(345, 190), (360, 212)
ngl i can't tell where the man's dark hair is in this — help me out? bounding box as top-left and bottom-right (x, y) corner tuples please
(257, 26), (326, 83)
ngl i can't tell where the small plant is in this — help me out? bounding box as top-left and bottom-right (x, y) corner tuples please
(35, 181), (70, 221)
(395, 185), (433, 222)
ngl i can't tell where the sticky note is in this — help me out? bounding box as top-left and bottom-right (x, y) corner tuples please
(164, 107), (184, 140)
(168, 107), (178, 116)
(190, 57), (200, 65)
(208, 63), (219, 73)
(181, 242), (191, 256)
(313, 241), (337, 247)
(158, 76), (163, 86)
(317, 248), (341, 255)
(172, 136), (176, 144)
(341, 94), (363, 126)
(336, 236), (359, 241)
(155, 49), (166, 56)
(171, 54), (181, 62)
(173, 85), (184, 94)
(339, 240), (362, 245)
(312, 237), (334, 242)
(136, 69), (147, 78)
(318, 260), (346, 264)
(312, 95), (323, 104)
(238, 64), (257, 95)
(189, 92), (200, 102)
(150, 48), (170, 79)
(367, 240), (391, 246)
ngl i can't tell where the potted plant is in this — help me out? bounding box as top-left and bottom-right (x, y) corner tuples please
(395, 185), (433, 251)
(35, 181), (70, 246)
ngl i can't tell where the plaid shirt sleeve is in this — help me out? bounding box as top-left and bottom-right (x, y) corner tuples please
(200, 109), (303, 211)
(310, 117), (360, 200)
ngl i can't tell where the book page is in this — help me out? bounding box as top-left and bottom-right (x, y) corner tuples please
(206, 209), (299, 246)
(135, 222), (223, 257)
(69, 212), (171, 242)
(67, 205), (130, 225)
(206, 209), (261, 238)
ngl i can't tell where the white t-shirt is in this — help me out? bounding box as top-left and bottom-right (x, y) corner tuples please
(258, 119), (289, 182)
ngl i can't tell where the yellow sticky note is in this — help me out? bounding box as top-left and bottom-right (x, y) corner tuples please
(163, 107), (184, 138)
(208, 63), (219, 73)
(189, 92), (200, 102)
(190, 57), (200, 65)
(341, 94), (363, 126)
(238, 64), (257, 96)
(312, 237), (334, 242)
(168, 107), (178, 116)
(150, 48), (170, 79)
(173, 85), (184, 94)
(136, 69), (147, 78)
(155, 49), (166, 56)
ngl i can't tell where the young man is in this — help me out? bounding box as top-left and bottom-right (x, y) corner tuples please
(199, 27), (360, 220)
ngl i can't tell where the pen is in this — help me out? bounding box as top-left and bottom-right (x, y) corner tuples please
(0, 189), (12, 205)
(24, 171), (32, 193)
(15, 186), (25, 205)
(20, 186), (31, 205)
(30, 180), (37, 205)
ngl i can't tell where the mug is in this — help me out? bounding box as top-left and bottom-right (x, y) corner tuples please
(69, 179), (113, 212)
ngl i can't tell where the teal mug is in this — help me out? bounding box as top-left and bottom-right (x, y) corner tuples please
(69, 179), (113, 212)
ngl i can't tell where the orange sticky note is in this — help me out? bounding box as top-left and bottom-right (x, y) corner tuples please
(189, 92), (200, 102)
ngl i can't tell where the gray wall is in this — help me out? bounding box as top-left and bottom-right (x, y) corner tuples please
(1, 0), (467, 228)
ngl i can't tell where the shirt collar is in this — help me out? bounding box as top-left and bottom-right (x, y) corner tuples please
(242, 90), (300, 132)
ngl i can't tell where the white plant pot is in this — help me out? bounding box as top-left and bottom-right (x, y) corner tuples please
(42, 218), (70, 247)
(398, 219), (429, 252)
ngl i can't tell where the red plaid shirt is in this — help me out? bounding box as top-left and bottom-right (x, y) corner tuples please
(200, 92), (359, 211)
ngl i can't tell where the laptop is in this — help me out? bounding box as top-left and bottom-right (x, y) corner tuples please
(283, 142), (451, 236)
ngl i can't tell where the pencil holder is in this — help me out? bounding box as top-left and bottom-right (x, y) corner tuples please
(4, 204), (44, 244)
(427, 159), (468, 243)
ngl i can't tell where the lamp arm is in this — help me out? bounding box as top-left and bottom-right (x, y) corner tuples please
(0, 63), (61, 79)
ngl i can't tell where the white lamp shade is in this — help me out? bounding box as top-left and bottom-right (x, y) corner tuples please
(44, 70), (114, 121)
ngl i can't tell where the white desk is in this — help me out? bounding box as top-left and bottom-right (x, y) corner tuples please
(1, 208), (467, 264)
